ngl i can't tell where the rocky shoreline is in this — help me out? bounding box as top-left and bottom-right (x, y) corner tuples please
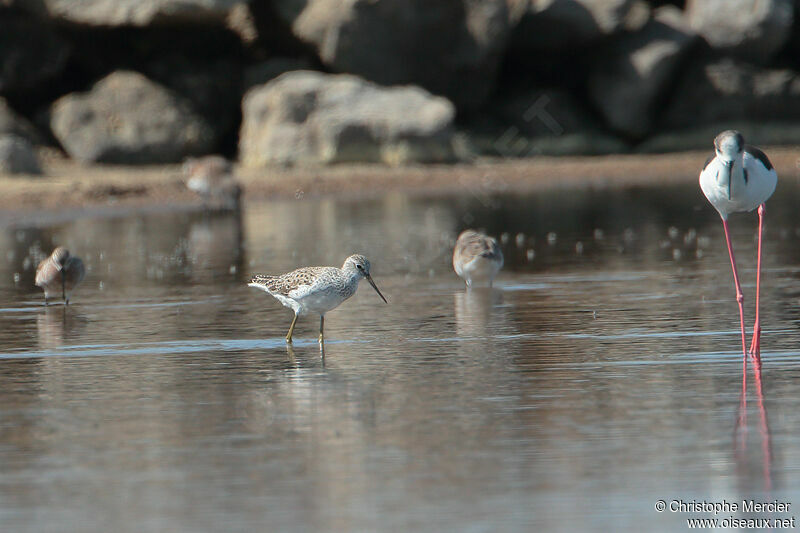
(1, 0), (799, 173)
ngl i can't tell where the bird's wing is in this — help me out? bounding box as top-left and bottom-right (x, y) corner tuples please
(744, 145), (774, 171)
(249, 267), (324, 297)
(701, 153), (715, 172)
(34, 257), (52, 287)
(64, 257), (86, 285)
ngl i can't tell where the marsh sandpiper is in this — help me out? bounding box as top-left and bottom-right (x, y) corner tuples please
(35, 247), (86, 305)
(699, 130), (777, 359)
(452, 230), (504, 288)
(248, 254), (388, 344)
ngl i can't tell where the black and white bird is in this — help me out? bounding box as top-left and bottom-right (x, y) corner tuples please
(699, 130), (777, 359)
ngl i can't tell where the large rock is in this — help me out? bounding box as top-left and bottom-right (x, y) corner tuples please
(243, 57), (315, 91)
(660, 58), (800, 130)
(0, 13), (69, 95)
(686, 0), (793, 63)
(15, 0), (245, 26)
(0, 97), (42, 144)
(239, 71), (456, 167)
(588, 6), (697, 139)
(225, 2), (258, 45)
(465, 88), (629, 156)
(57, 26), (243, 148)
(143, 54), (242, 145)
(0, 135), (42, 175)
(50, 71), (215, 164)
(639, 122), (800, 153)
(273, 0), (510, 108)
(509, 0), (650, 51)
(487, 88), (604, 138)
(230, 0), (311, 58)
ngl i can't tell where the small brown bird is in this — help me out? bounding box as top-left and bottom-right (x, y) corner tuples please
(35, 247), (86, 305)
(452, 230), (504, 288)
(183, 155), (242, 211)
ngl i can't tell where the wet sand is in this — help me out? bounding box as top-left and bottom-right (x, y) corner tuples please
(0, 147), (797, 214)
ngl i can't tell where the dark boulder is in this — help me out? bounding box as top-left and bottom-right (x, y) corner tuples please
(588, 6), (697, 138)
(272, 0), (510, 108)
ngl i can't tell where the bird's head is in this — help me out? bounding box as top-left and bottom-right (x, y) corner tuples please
(343, 254), (371, 277)
(714, 130), (745, 165)
(51, 247), (71, 270)
(343, 254), (388, 303)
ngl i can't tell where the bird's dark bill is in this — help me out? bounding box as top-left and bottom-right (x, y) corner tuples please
(366, 275), (388, 303)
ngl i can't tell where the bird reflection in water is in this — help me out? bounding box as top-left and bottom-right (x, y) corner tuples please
(734, 355), (772, 492)
(454, 287), (505, 339)
(187, 211), (244, 283)
(284, 342), (326, 369)
(36, 306), (87, 349)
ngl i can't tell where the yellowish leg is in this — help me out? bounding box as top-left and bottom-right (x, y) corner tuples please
(285, 343), (296, 360)
(286, 314), (298, 343)
(318, 315), (324, 344)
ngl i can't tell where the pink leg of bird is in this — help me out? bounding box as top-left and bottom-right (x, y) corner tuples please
(752, 356), (772, 491)
(722, 217), (748, 358)
(734, 354), (748, 460)
(749, 204), (765, 360)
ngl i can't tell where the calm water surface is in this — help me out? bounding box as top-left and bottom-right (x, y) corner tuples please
(1, 182), (800, 532)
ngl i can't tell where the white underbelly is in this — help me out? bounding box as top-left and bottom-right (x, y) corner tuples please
(457, 256), (501, 281)
(700, 166), (777, 218)
(274, 285), (355, 316)
(297, 291), (350, 315)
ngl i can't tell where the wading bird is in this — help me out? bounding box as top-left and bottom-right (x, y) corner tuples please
(35, 247), (86, 305)
(699, 130), (777, 359)
(248, 254), (387, 344)
(183, 155), (241, 211)
(452, 230), (504, 288)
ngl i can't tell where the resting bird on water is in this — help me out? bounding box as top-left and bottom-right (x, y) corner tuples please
(183, 155), (241, 211)
(452, 230), (504, 288)
(248, 254), (388, 344)
(699, 130), (777, 360)
(35, 247), (86, 305)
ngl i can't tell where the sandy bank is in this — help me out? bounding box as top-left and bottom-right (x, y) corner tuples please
(0, 148), (797, 215)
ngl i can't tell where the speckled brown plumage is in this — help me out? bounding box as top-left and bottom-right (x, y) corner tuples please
(35, 247), (86, 305)
(249, 267), (338, 297)
(454, 230), (502, 262)
(248, 255), (388, 343)
(183, 155), (241, 211)
(452, 230), (504, 288)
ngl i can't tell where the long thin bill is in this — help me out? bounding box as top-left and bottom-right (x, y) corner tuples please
(720, 161), (733, 200)
(366, 275), (388, 303)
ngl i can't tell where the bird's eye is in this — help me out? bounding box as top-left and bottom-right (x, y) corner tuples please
(357, 264), (363, 270)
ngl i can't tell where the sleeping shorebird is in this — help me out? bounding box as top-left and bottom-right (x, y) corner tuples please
(699, 130), (777, 360)
(452, 230), (504, 288)
(183, 155), (241, 211)
(248, 254), (388, 344)
(35, 247), (86, 305)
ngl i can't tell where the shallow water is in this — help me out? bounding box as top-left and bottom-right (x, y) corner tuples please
(1, 182), (800, 532)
